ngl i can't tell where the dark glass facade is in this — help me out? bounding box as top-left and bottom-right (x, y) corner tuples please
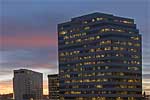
(58, 13), (142, 100)
(48, 74), (59, 100)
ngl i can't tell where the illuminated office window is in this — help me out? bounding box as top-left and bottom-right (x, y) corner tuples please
(84, 26), (90, 30)
(92, 19), (95, 22)
(60, 31), (67, 35)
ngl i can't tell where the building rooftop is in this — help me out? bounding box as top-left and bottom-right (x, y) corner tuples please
(58, 12), (135, 26)
(14, 69), (42, 75)
(48, 74), (59, 77)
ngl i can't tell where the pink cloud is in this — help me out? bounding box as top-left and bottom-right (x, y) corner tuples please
(0, 34), (57, 49)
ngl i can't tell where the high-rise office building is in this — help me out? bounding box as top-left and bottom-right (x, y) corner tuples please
(48, 74), (59, 100)
(13, 69), (43, 100)
(58, 13), (142, 100)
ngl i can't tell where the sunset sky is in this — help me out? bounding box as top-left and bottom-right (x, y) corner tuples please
(0, 0), (150, 95)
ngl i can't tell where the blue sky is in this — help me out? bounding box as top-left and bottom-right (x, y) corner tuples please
(0, 0), (150, 94)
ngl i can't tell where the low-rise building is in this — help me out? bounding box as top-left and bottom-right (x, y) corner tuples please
(48, 74), (59, 100)
(13, 69), (43, 100)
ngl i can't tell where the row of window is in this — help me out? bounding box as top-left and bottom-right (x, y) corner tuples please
(61, 97), (137, 100)
(62, 72), (140, 79)
(60, 66), (140, 73)
(82, 17), (133, 24)
(63, 36), (140, 45)
(60, 54), (140, 62)
(60, 17), (133, 34)
(64, 91), (139, 95)
(82, 17), (107, 24)
(69, 85), (138, 89)
(63, 32), (87, 40)
(60, 47), (139, 57)
(60, 59), (141, 65)
(100, 28), (136, 34)
(63, 79), (141, 83)
(60, 29), (139, 41)
(59, 25), (137, 35)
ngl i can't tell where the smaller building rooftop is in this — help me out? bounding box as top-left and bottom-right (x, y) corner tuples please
(14, 69), (42, 75)
(48, 74), (59, 77)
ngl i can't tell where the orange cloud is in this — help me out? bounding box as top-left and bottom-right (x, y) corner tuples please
(0, 80), (13, 94)
(43, 80), (48, 95)
(0, 80), (48, 95)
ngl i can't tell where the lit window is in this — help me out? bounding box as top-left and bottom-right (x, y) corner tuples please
(105, 28), (110, 32)
(96, 85), (103, 88)
(76, 39), (81, 42)
(122, 20), (132, 24)
(70, 30), (73, 32)
(134, 43), (140, 47)
(97, 17), (104, 21)
(100, 29), (105, 32)
(92, 19), (95, 22)
(84, 26), (90, 30)
(131, 37), (139, 40)
(128, 80), (134, 82)
(96, 36), (100, 39)
(128, 42), (132, 46)
(83, 21), (88, 24)
(82, 32), (87, 35)
(59, 31), (67, 35)
(90, 49), (95, 52)
(71, 91), (81, 94)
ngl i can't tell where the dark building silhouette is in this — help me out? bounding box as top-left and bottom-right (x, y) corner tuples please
(13, 69), (43, 100)
(48, 74), (59, 100)
(42, 95), (49, 100)
(58, 12), (142, 100)
(0, 93), (13, 100)
(143, 91), (150, 100)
